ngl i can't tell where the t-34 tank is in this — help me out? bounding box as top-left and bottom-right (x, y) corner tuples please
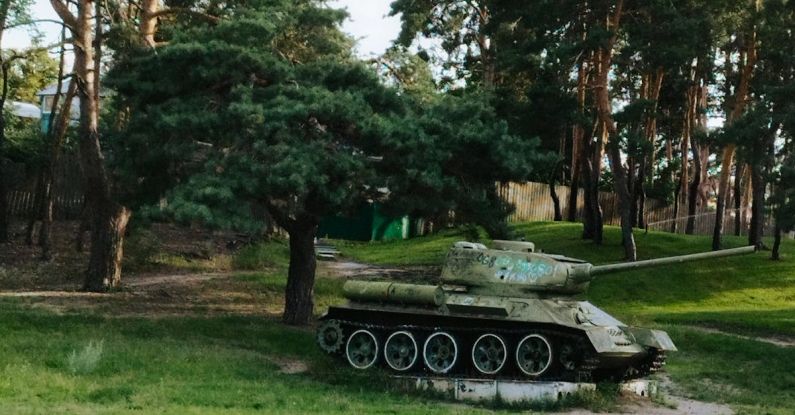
(317, 241), (755, 381)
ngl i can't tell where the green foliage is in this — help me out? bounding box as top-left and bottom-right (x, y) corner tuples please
(389, 0), (490, 87)
(108, 0), (542, 239)
(2, 115), (48, 171)
(378, 93), (545, 238)
(372, 46), (437, 102)
(4, 46), (59, 102)
(1, 0), (34, 33)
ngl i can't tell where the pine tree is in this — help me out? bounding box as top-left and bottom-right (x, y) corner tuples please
(108, 0), (543, 325)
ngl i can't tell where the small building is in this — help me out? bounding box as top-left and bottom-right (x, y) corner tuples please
(35, 80), (92, 133)
(318, 202), (422, 241)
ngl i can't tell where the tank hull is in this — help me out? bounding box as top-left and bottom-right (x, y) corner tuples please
(318, 299), (672, 381)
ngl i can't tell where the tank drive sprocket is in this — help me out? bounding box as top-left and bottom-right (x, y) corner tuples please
(317, 319), (345, 353)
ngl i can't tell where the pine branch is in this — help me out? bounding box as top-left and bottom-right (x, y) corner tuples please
(48, 0), (78, 32)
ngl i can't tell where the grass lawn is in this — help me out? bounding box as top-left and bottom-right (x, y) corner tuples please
(1, 221), (793, 414)
(0, 302), (483, 414)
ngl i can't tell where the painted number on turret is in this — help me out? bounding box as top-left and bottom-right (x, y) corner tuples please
(494, 256), (553, 282)
(444, 249), (554, 283)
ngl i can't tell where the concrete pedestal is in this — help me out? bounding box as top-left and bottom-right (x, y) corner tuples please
(396, 376), (657, 404)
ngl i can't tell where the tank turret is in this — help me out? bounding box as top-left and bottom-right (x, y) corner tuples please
(440, 241), (756, 296)
(317, 240), (756, 382)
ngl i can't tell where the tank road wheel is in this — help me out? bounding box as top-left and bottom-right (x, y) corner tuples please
(471, 334), (507, 375)
(423, 332), (459, 374)
(384, 331), (418, 372)
(516, 334), (553, 377)
(558, 343), (579, 371)
(346, 329), (379, 369)
(316, 320), (344, 354)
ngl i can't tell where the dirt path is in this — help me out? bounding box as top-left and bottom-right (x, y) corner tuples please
(0, 270), (279, 317)
(560, 396), (731, 415)
(683, 325), (795, 348)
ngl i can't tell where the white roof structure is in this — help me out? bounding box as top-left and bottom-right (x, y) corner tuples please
(7, 101), (40, 119)
(36, 79), (111, 97)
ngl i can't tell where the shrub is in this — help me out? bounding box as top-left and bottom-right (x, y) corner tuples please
(124, 228), (162, 271)
(67, 340), (104, 375)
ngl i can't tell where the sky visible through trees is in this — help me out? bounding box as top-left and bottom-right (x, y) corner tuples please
(3, 0), (401, 56)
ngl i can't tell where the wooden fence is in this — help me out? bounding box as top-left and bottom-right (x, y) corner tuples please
(4, 153), (84, 220)
(497, 181), (771, 237)
(497, 181), (677, 226)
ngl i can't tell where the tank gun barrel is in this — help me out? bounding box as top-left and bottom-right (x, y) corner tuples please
(589, 245), (756, 276)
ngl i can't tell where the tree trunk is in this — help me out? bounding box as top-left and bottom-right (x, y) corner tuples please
(52, 0), (131, 290)
(140, 0), (159, 47)
(670, 181), (680, 233)
(748, 163), (764, 249)
(38, 177), (53, 253)
(549, 164), (562, 221)
(567, 159), (579, 222)
(74, 202), (90, 252)
(83, 205), (131, 290)
(608, 142), (637, 260)
(636, 178), (646, 229)
(771, 223), (782, 260)
(581, 151), (603, 243)
(635, 67), (662, 231)
(686, 138), (702, 235)
(25, 175), (43, 245)
(628, 154), (637, 228)
(713, 149), (734, 250)
(568, 61), (587, 223)
(733, 164), (744, 236)
(283, 218), (318, 325)
(740, 168), (753, 235)
(581, 157), (596, 239)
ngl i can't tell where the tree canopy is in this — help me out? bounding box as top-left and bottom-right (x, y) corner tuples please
(107, 0), (543, 323)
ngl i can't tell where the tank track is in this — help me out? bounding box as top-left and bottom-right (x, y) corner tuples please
(320, 318), (665, 382)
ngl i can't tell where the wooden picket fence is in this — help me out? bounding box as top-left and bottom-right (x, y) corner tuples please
(497, 181), (676, 226)
(4, 153), (84, 220)
(497, 181), (770, 237)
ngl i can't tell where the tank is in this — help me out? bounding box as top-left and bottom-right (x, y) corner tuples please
(317, 241), (755, 381)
